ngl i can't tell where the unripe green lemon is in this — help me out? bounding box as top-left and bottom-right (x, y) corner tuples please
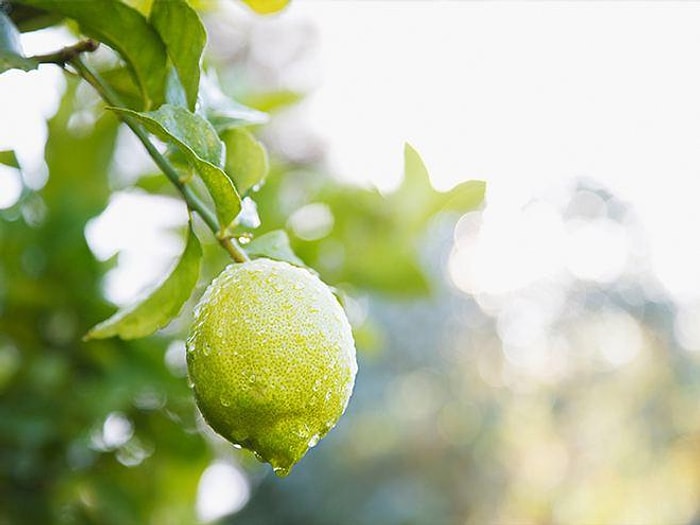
(186, 258), (357, 476)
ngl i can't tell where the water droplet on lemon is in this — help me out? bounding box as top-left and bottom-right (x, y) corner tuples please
(186, 258), (357, 476)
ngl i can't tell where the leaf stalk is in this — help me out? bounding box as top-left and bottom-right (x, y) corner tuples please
(69, 55), (249, 263)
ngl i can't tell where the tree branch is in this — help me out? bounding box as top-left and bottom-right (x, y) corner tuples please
(30, 39), (99, 66)
(69, 56), (249, 263)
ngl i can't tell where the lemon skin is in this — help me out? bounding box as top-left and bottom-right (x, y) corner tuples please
(186, 258), (357, 475)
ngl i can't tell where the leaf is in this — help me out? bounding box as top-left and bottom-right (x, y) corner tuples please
(85, 223), (202, 340)
(222, 128), (269, 195)
(99, 67), (145, 110)
(200, 74), (269, 131)
(0, 150), (19, 169)
(240, 0), (289, 15)
(439, 180), (486, 215)
(0, 11), (37, 74)
(241, 89), (302, 113)
(246, 230), (305, 267)
(344, 239), (430, 296)
(115, 104), (224, 166)
(164, 66), (188, 108)
(402, 142), (432, 194)
(109, 105), (241, 231)
(397, 143), (486, 225)
(150, 0), (206, 111)
(206, 99), (269, 132)
(8, 5), (63, 32)
(18, 0), (167, 107)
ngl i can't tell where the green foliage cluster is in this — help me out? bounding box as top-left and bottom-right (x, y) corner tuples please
(1, 0), (484, 336)
(0, 0), (485, 521)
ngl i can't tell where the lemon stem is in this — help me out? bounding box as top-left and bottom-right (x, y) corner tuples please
(69, 55), (249, 263)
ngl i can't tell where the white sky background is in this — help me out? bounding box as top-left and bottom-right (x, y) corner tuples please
(2, 2), (700, 305)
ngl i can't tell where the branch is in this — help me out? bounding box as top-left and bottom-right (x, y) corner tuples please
(30, 39), (99, 66)
(69, 56), (249, 263)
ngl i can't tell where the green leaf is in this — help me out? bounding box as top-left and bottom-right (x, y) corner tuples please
(397, 143), (486, 225)
(99, 67), (145, 110)
(8, 5), (63, 32)
(0, 150), (19, 169)
(114, 104), (223, 166)
(200, 74), (269, 131)
(164, 66), (188, 108)
(344, 238), (430, 295)
(109, 105), (241, 231)
(402, 143), (432, 194)
(0, 11), (37, 74)
(206, 99), (269, 132)
(241, 89), (303, 113)
(222, 128), (269, 195)
(85, 223), (202, 340)
(246, 230), (305, 267)
(150, 0), (206, 111)
(439, 180), (486, 215)
(18, 0), (167, 108)
(240, 0), (289, 15)
(133, 172), (173, 194)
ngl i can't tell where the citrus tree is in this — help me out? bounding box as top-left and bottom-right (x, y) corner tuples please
(0, 0), (485, 522)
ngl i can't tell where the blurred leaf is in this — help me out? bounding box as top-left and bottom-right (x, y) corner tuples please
(395, 143), (435, 214)
(439, 179), (486, 215)
(396, 143), (485, 227)
(341, 238), (430, 295)
(222, 127), (269, 195)
(110, 105), (241, 230)
(100, 67), (145, 110)
(403, 143), (430, 190)
(0, 150), (19, 168)
(19, 0), (167, 107)
(8, 5), (63, 32)
(200, 74), (269, 131)
(120, 0), (152, 15)
(0, 11), (36, 73)
(133, 172), (172, 194)
(164, 66), (188, 107)
(246, 229), (305, 267)
(150, 0), (205, 110)
(239, 0), (289, 15)
(206, 99), (269, 132)
(85, 223), (202, 340)
(42, 77), (119, 217)
(242, 89), (303, 113)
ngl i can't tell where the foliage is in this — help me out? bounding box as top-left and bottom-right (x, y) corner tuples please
(0, 0), (485, 522)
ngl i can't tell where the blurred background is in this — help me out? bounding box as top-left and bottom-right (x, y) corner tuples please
(3, 2), (700, 524)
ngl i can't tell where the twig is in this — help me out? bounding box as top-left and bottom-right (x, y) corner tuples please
(30, 39), (99, 66)
(69, 56), (249, 263)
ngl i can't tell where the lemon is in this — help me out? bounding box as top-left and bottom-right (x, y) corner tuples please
(186, 258), (357, 476)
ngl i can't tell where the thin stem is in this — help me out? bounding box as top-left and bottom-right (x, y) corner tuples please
(69, 56), (249, 263)
(30, 39), (99, 66)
